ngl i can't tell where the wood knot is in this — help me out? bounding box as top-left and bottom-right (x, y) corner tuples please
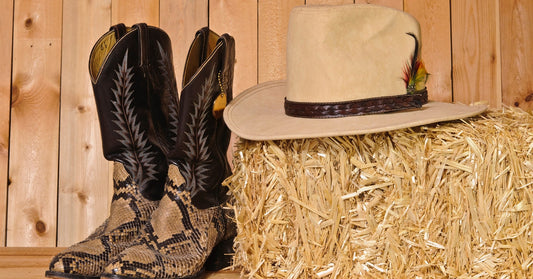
(11, 85), (19, 106)
(490, 54), (496, 63)
(525, 93), (533, 103)
(84, 143), (91, 151)
(77, 105), (87, 113)
(24, 17), (33, 29)
(35, 220), (46, 234)
(11, 73), (32, 107)
(77, 191), (88, 204)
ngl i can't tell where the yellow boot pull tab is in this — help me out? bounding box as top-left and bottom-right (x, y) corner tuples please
(212, 71), (227, 119)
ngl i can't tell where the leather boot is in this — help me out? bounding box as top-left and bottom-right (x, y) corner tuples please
(46, 23), (179, 279)
(101, 27), (236, 279)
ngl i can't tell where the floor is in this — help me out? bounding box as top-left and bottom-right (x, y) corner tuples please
(0, 247), (241, 279)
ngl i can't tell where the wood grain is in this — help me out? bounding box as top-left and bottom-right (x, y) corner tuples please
(57, 0), (113, 247)
(0, 247), (61, 279)
(306, 0), (354, 5)
(500, 0), (533, 110)
(7, 0), (62, 247)
(160, 0), (208, 90)
(451, 0), (501, 107)
(210, 0), (258, 96)
(111, 0), (159, 26)
(405, 0), (453, 102)
(354, 0), (402, 10)
(0, 0), (14, 247)
(258, 0), (303, 83)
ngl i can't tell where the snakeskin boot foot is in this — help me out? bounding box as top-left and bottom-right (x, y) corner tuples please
(100, 28), (236, 279)
(47, 163), (159, 279)
(46, 23), (179, 279)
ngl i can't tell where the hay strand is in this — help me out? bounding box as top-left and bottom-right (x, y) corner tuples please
(225, 108), (533, 278)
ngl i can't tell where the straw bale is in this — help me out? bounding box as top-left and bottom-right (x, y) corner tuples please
(224, 108), (533, 278)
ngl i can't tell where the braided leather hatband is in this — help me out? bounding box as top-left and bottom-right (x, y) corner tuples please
(284, 89), (428, 119)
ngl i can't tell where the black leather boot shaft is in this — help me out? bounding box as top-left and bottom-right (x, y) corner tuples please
(89, 23), (179, 200)
(168, 28), (235, 209)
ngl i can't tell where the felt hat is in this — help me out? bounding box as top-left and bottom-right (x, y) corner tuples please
(223, 4), (487, 140)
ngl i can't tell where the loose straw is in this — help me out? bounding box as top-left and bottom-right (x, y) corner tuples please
(224, 107), (533, 278)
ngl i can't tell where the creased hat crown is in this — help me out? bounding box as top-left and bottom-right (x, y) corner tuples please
(287, 5), (421, 104)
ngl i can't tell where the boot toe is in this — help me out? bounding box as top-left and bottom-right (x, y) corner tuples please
(47, 244), (104, 278)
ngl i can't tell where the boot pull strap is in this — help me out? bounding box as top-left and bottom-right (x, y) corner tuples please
(196, 27), (210, 63)
(217, 34), (235, 97)
(133, 23), (150, 72)
(109, 23), (127, 39)
(212, 34), (235, 119)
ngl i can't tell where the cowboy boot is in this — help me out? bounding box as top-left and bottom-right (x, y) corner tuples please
(101, 27), (236, 279)
(46, 23), (179, 279)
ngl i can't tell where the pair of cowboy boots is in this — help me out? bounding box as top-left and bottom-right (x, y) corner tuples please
(46, 23), (235, 279)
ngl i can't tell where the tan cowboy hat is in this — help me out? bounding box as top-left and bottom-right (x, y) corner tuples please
(224, 4), (487, 141)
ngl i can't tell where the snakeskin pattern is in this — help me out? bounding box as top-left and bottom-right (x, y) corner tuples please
(46, 162), (159, 279)
(101, 164), (230, 279)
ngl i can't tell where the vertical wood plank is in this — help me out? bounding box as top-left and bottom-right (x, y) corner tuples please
(210, 0), (258, 96)
(354, 0), (402, 10)
(8, 0), (62, 247)
(500, 0), (533, 110)
(451, 0), (501, 107)
(111, 0), (159, 26)
(0, 0), (14, 247)
(306, 0), (354, 5)
(160, 0), (208, 90)
(405, 0), (453, 102)
(258, 0), (304, 83)
(58, 0), (112, 247)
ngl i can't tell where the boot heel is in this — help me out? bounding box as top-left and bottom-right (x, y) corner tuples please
(204, 237), (234, 271)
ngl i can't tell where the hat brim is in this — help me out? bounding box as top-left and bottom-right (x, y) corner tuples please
(224, 80), (488, 141)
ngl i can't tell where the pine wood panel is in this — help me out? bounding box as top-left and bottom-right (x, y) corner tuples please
(500, 0), (533, 110)
(57, 0), (113, 247)
(0, 247), (62, 279)
(0, 0), (14, 246)
(7, 0), (62, 247)
(258, 0), (303, 83)
(210, 0), (258, 96)
(111, 0), (159, 26)
(405, 0), (453, 102)
(160, 0), (208, 90)
(451, 0), (502, 107)
(354, 0), (402, 10)
(306, 0), (354, 5)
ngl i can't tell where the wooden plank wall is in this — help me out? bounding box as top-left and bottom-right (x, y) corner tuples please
(9, 0), (62, 247)
(0, 0), (14, 248)
(0, 0), (531, 247)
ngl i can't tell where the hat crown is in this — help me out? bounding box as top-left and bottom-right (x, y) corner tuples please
(286, 4), (421, 103)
